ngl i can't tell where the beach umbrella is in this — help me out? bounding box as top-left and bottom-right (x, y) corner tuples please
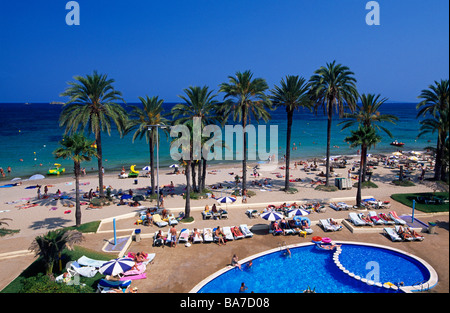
(121, 194), (132, 200)
(392, 152), (402, 156)
(10, 177), (23, 182)
(408, 156), (419, 162)
(260, 211), (284, 221)
(287, 208), (310, 217)
(142, 166), (151, 171)
(169, 164), (179, 168)
(28, 174), (45, 180)
(216, 196), (236, 210)
(99, 257), (135, 276)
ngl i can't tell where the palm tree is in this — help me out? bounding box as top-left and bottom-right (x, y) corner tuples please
(417, 79), (449, 181)
(309, 61), (358, 186)
(126, 96), (169, 195)
(270, 75), (312, 191)
(59, 71), (128, 198)
(171, 86), (220, 217)
(418, 107), (449, 181)
(345, 125), (381, 207)
(54, 133), (97, 227)
(219, 70), (272, 194)
(29, 229), (84, 276)
(339, 93), (398, 181)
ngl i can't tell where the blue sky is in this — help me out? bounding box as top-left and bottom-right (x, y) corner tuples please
(0, 0), (448, 103)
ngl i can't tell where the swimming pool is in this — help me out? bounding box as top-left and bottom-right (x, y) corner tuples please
(193, 242), (437, 293)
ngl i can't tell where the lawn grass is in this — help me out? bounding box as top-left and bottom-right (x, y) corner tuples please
(391, 192), (449, 213)
(1, 245), (114, 293)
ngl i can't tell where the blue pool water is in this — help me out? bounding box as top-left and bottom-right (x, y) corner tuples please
(197, 244), (430, 293)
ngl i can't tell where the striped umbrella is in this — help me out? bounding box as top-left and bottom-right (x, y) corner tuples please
(99, 258), (135, 276)
(260, 211), (283, 221)
(287, 208), (310, 217)
(216, 196), (236, 204)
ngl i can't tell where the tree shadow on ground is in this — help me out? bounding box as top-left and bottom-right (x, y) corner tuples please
(28, 217), (73, 231)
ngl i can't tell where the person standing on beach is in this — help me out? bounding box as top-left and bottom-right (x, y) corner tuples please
(44, 185), (48, 197)
(7, 166), (11, 175)
(37, 186), (41, 199)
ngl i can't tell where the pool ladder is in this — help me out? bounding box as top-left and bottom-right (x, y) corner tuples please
(412, 280), (430, 292)
(278, 241), (287, 251)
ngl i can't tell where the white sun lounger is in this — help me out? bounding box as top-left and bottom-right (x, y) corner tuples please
(384, 227), (402, 241)
(320, 219), (335, 232)
(389, 211), (406, 225)
(77, 256), (108, 268)
(239, 224), (253, 238)
(349, 212), (366, 226)
(231, 226), (245, 239)
(192, 229), (203, 243)
(358, 213), (374, 226)
(368, 211), (384, 225)
(328, 218), (343, 231)
(178, 228), (189, 243)
(203, 228), (213, 242)
(153, 214), (168, 227)
(222, 226), (234, 241)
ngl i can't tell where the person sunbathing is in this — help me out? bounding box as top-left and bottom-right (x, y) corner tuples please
(397, 226), (412, 239)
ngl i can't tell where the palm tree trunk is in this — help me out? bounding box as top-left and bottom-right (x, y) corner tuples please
(434, 134), (444, 180)
(74, 161), (81, 227)
(356, 145), (365, 207)
(198, 158), (203, 192)
(96, 129), (104, 198)
(149, 132), (155, 195)
(285, 109), (293, 191)
(201, 158), (207, 191)
(185, 160), (191, 218)
(191, 161), (197, 192)
(325, 102), (333, 186)
(242, 110), (247, 195)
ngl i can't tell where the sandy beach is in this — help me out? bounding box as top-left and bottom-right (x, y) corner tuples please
(1, 153), (448, 292)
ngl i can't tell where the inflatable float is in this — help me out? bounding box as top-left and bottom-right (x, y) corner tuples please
(47, 163), (65, 175)
(128, 165), (139, 178)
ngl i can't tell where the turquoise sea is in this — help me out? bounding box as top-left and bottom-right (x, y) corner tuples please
(0, 102), (433, 180)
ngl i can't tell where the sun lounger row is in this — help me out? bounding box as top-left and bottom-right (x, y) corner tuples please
(349, 211), (406, 226)
(269, 217), (314, 236)
(362, 198), (391, 209)
(153, 225), (253, 247)
(329, 202), (352, 211)
(384, 226), (424, 242)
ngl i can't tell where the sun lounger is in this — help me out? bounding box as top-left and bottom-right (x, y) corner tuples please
(153, 231), (165, 247)
(239, 224), (253, 238)
(246, 209), (259, 218)
(192, 229), (203, 243)
(203, 228), (214, 242)
(219, 209), (228, 219)
(231, 226), (245, 239)
(287, 220), (300, 234)
(222, 226), (234, 241)
(379, 212), (395, 225)
(153, 214), (168, 227)
(328, 218), (343, 231)
(68, 261), (98, 278)
(97, 278), (132, 293)
(358, 213), (374, 226)
(384, 227), (402, 242)
(389, 211), (406, 225)
(178, 228), (189, 243)
(395, 226), (419, 241)
(320, 219), (334, 232)
(368, 211), (384, 225)
(168, 214), (178, 226)
(202, 210), (212, 220)
(269, 221), (283, 235)
(349, 212), (366, 226)
(77, 256), (108, 268)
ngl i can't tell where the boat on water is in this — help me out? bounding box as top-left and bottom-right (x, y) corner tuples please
(390, 140), (405, 147)
(47, 163), (65, 175)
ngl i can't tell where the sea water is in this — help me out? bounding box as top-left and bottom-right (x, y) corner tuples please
(0, 102), (432, 179)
